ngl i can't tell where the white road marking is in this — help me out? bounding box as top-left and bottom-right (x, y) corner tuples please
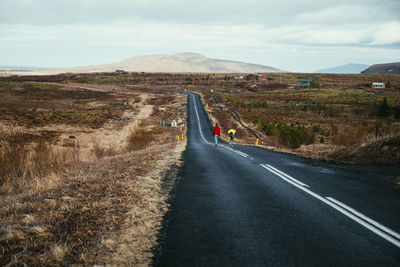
(192, 94), (210, 144)
(260, 163), (400, 248)
(192, 94), (248, 159)
(222, 145), (249, 158)
(327, 197), (400, 241)
(192, 92), (400, 248)
(264, 164), (309, 187)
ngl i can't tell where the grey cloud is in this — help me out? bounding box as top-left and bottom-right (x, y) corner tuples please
(1, 0), (399, 71)
(1, 0), (398, 26)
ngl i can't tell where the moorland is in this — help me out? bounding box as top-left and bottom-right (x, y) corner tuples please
(0, 71), (399, 264)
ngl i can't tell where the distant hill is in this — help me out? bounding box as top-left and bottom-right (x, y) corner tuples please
(0, 65), (43, 70)
(3, 53), (284, 75)
(314, 63), (369, 74)
(361, 62), (400, 74)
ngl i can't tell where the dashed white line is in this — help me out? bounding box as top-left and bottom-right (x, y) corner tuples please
(192, 92), (400, 249)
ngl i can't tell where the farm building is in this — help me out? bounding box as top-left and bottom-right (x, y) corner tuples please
(296, 78), (314, 87)
(372, 82), (385, 89)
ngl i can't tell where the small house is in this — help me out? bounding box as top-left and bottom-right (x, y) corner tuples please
(372, 82), (385, 89)
(296, 78), (314, 87)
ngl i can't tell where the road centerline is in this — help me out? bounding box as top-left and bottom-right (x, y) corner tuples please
(260, 163), (400, 248)
(327, 197), (400, 241)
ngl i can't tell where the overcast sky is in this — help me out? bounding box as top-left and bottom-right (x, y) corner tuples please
(1, 0), (399, 72)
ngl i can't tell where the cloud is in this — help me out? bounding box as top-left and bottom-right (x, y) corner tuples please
(297, 4), (384, 25)
(371, 21), (400, 45)
(1, 0), (399, 71)
(1, 0), (398, 26)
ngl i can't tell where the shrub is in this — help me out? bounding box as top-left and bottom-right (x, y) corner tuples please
(378, 97), (390, 117)
(257, 120), (313, 149)
(126, 124), (155, 151)
(0, 134), (29, 189)
(93, 142), (116, 159)
(331, 126), (367, 146)
(0, 132), (76, 193)
(370, 98), (391, 117)
(394, 108), (400, 119)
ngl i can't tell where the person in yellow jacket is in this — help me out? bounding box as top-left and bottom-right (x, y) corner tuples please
(228, 129), (236, 147)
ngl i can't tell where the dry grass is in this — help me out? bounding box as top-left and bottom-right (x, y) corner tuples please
(0, 157), (138, 265)
(126, 122), (156, 151)
(0, 129), (79, 193)
(0, 124), (186, 266)
(0, 76), (187, 265)
(93, 141), (117, 159)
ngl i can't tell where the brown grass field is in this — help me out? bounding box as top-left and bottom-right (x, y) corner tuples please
(0, 76), (187, 265)
(1, 71), (399, 264)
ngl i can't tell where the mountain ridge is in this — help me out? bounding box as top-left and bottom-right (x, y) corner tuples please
(314, 63), (369, 74)
(3, 53), (284, 75)
(361, 62), (400, 74)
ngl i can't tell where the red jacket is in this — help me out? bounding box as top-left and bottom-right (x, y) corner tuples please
(213, 125), (220, 136)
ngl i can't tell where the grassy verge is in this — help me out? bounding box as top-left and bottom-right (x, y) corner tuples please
(0, 79), (188, 265)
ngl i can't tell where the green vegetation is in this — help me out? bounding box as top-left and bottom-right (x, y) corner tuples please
(1, 71), (400, 150)
(0, 108), (114, 127)
(0, 81), (60, 91)
(222, 74), (400, 148)
(255, 119), (314, 148)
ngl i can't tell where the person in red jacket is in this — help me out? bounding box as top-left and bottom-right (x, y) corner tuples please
(213, 123), (221, 146)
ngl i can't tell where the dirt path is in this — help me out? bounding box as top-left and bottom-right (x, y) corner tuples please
(0, 87), (188, 265)
(60, 93), (154, 159)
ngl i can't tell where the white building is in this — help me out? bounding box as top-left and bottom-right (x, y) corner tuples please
(372, 82), (385, 89)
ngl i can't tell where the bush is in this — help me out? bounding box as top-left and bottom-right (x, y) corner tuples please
(0, 131), (76, 193)
(378, 98), (390, 117)
(126, 124), (155, 151)
(312, 124), (320, 133)
(0, 134), (29, 188)
(394, 108), (400, 119)
(370, 98), (391, 117)
(331, 126), (367, 146)
(257, 120), (313, 148)
(93, 142), (116, 159)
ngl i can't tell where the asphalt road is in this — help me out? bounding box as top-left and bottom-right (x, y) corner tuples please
(153, 93), (400, 266)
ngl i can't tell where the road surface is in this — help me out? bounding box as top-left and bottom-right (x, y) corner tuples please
(154, 93), (400, 266)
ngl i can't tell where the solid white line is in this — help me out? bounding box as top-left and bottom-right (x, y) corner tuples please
(192, 94), (210, 144)
(260, 163), (400, 248)
(265, 164), (309, 187)
(192, 94), (249, 159)
(261, 164), (309, 188)
(193, 92), (400, 248)
(223, 145), (249, 158)
(327, 197), (400, 241)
